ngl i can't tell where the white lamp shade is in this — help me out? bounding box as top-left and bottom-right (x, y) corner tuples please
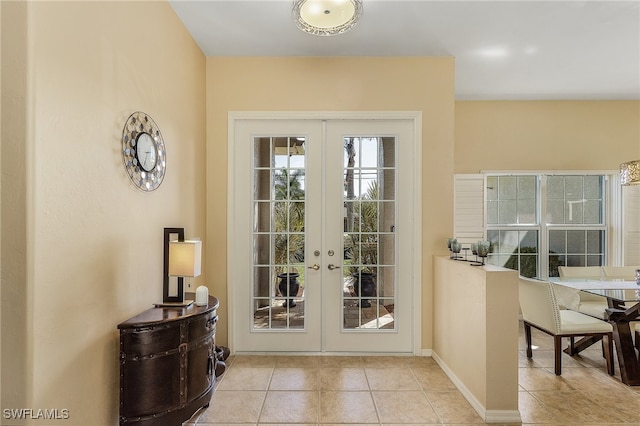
(169, 240), (202, 277)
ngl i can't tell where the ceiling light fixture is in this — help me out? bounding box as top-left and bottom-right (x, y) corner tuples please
(293, 0), (363, 36)
(620, 159), (640, 186)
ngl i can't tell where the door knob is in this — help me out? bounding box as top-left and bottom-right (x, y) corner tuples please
(327, 264), (341, 270)
(308, 264), (320, 270)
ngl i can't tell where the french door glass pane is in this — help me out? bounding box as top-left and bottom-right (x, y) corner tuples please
(252, 136), (306, 330)
(342, 137), (396, 330)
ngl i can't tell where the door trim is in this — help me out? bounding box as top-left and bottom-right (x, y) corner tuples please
(227, 111), (423, 355)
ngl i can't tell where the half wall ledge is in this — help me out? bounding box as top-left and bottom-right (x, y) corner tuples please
(433, 255), (521, 423)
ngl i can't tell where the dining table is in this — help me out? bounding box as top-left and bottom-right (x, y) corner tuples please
(552, 278), (640, 386)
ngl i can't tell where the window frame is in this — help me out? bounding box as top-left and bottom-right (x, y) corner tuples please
(482, 171), (620, 279)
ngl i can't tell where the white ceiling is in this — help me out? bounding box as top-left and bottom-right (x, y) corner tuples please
(169, 0), (640, 100)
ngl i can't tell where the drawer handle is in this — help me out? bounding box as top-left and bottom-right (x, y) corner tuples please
(206, 317), (218, 329)
(207, 355), (214, 376)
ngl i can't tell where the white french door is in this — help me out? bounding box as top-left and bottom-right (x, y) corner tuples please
(229, 113), (420, 353)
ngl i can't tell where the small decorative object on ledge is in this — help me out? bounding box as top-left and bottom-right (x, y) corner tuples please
(476, 240), (491, 266)
(451, 241), (462, 259)
(448, 238), (492, 266)
(447, 238), (457, 259)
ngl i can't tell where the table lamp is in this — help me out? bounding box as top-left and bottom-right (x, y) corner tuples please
(157, 227), (202, 307)
(168, 239), (202, 306)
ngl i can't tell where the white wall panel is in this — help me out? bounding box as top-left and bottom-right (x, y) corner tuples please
(623, 185), (640, 265)
(454, 174), (485, 244)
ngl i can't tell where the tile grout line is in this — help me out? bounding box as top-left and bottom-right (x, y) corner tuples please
(362, 366), (383, 426)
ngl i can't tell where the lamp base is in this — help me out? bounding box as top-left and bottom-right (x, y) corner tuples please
(154, 300), (194, 308)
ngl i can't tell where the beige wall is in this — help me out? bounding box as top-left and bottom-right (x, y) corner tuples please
(1, 2), (205, 425)
(455, 101), (640, 173)
(433, 256), (519, 421)
(206, 56), (456, 349)
(2, 2), (638, 423)
(1, 0), (29, 413)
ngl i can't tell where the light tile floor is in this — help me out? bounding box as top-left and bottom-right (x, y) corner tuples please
(185, 321), (640, 425)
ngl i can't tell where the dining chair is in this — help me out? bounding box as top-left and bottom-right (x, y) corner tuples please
(557, 266), (610, 319)
(602, 266), (640, 280)
(558, 266), (603, 280)
(518, 276), (614, 376)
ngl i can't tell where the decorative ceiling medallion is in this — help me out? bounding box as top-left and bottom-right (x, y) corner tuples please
(121, 111), (166, 192)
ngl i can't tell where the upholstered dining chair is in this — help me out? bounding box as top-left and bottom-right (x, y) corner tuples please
(602, 266), (640, 280)
(519, 276), (614, 376)
(558, 266), (603, 279)
(557, 266), (610, 319)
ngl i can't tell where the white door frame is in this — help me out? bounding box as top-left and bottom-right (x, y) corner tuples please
(226, 111), (423, 355)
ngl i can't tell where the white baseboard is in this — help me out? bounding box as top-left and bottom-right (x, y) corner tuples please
(485, 409), (524, 423)
(420, 348), (433, 357)
(431, 351), (522, 424)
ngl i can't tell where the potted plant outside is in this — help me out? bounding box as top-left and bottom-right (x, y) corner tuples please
(273, 169), (305, 307)
(344, 179), (379, 308)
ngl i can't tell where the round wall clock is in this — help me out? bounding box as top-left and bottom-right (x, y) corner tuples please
(121, 111), (166, 191)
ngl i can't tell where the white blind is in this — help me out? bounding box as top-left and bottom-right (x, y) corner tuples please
(623, 184), (640, 265)
(454, 174), (485, 244)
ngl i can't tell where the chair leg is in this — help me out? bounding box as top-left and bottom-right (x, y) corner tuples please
(554, 335), (563, 375)
(568, 337), (575, 355)
(524, 322), (533, 358)
(604, 332), (614, 376)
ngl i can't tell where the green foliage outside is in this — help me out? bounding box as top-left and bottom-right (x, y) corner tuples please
(273, 169), (305, 276)
(344, 180), (379, 275)
(499, 246), (561, 278)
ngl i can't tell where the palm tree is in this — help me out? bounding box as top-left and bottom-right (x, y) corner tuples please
(344, 138), (356, 231)
(273, 169), (305, 274)
(345, 180), (379, 274)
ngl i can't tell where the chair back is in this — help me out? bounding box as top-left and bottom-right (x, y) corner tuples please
(551, 283), (580, 310)
(558, 266), (602, 279)
(602, 266), (639, 280)
(518, 277), (560, 334)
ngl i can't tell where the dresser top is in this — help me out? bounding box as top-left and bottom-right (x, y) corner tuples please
(118, 295), (219, 329)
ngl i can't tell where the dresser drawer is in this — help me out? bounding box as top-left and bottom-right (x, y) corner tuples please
(188, 310), (217, 340)
(120, 323), (181, 358)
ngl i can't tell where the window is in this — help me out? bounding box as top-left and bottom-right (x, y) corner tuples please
(485, 174), (607, 278)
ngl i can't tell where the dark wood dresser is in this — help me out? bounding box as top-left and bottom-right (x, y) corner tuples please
(118, 295), (219, 425)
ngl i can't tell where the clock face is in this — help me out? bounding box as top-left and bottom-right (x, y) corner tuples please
(136, 132), (158, 172)
(121, 112), (166, 192)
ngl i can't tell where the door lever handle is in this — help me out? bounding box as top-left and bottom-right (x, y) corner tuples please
(327, 264), (341, 270)
(308, 264), (320, 271)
